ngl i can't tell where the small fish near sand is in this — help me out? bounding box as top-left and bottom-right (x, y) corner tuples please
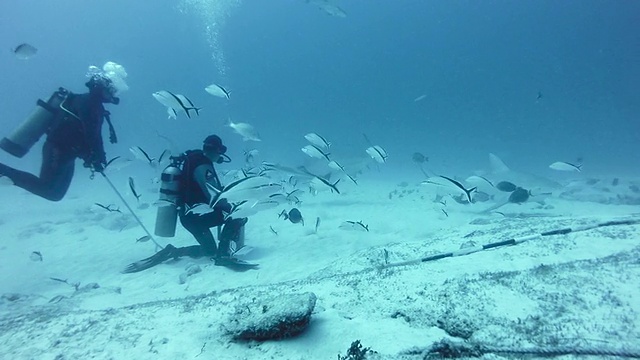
(549, 161), (582, 172)
(129, 146), (156, 166)
(495, 181), (518, 192)
(12, 43), (38, 60)
(508, 187), (531, 204)
(279, 208), (304, 225)
(311, 176), (341, 194)
(205, 83), (231, 99)
(328, 160), (358, 185)
(30, 251), (43, 262)
(128, 177), (141, 202)
(136, 235), (152, 243)
(438, 175), (477, 203)
(411, 152), (428, 164)
(339, 220), (369, 232)
(228, 119), (261, 142)
(366, 145), (388, 164)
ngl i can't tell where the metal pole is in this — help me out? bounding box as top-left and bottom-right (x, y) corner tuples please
(100, 172), (163, 250)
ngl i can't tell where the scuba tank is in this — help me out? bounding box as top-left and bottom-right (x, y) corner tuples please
(0, 87), (69, 158)
(154, 157), (183, 237)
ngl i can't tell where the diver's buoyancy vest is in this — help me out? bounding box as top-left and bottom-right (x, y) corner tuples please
(180, 150), (221, 206)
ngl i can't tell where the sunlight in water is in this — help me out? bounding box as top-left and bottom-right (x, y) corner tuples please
(178, 0), (242, 77)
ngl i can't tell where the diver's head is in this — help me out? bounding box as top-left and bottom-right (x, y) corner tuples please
(203, 134), (229, 164)
(85, 61), (129, 105)
(86, 74), (120, 104)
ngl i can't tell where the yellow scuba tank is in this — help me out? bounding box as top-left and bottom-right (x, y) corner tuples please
(0, 87), (69, 158)
(154, 158), (183, 237)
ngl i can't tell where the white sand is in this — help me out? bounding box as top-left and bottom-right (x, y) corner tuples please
(1, 165), (639, 359)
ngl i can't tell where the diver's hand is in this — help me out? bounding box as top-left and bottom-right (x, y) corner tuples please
(214, 198), (232, 213)
(85, 160), (105, 173)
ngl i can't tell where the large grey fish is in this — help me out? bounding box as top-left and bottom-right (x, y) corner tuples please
(13, 43), (37, 59)
(486, 153), (562, 194)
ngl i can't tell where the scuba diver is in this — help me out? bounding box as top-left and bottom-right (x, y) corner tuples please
(0, 62), (127, 201)
(123, 134), (249, 273)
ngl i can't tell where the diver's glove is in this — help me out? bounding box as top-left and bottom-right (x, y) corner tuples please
(91, 161), (105, 173)
(214, 198), (232, 213)
(122, 244), (177, 273)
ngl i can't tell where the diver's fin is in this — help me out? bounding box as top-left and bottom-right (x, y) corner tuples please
(122, 244), (177, 273)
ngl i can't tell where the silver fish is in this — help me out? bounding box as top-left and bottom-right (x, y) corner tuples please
(304, 133), (331, 151)
(208, 176), (277, 207)
(185, 203), (214, 216)
(302, 144), (331, 161)
(152, 91), (201, 119)
(339, 221), (369, 232)
(205, 83), (231, 99)
(30, 251), (43, 262)
(136, 235), (151, 243)
(129, 146), (155, 165)
(549, 161), (582, 172)
(175, 94), (201, 116)
(366, 145), (388, 164)
(228, 119), (261, 141)
(244, 149), (259, 163)
(128, 177), (141, 202)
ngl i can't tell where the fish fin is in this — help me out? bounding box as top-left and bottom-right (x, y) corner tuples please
(489, 153), (509, 173)
(332, 179), (341, 194)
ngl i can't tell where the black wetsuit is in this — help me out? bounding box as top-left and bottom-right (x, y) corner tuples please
(177, 150), (245, 258)
(0, 92), (107, 201)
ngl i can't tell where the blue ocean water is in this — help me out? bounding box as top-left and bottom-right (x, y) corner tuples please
(0, 0), (638, 181)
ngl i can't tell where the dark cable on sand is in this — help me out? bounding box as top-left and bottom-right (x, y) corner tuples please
(381, 217), (640, 269)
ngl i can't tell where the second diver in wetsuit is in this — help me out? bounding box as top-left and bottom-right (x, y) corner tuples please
(0, 63), (127, 201)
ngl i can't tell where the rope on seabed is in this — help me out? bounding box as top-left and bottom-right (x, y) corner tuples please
(380, 217), (640, 270)
(483, 345), (640, 358)
(422, 339), (640, 358)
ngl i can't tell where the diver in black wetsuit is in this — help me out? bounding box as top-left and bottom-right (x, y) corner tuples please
(0, 74), (121, 201)
(123, 135), (248, 273)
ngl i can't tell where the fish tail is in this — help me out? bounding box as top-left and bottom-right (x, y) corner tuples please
(332, 179), (341, 194)
(464, 187), (477, 203)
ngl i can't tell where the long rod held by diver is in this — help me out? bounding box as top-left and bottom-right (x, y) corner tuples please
(100, 172), (163, 250)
